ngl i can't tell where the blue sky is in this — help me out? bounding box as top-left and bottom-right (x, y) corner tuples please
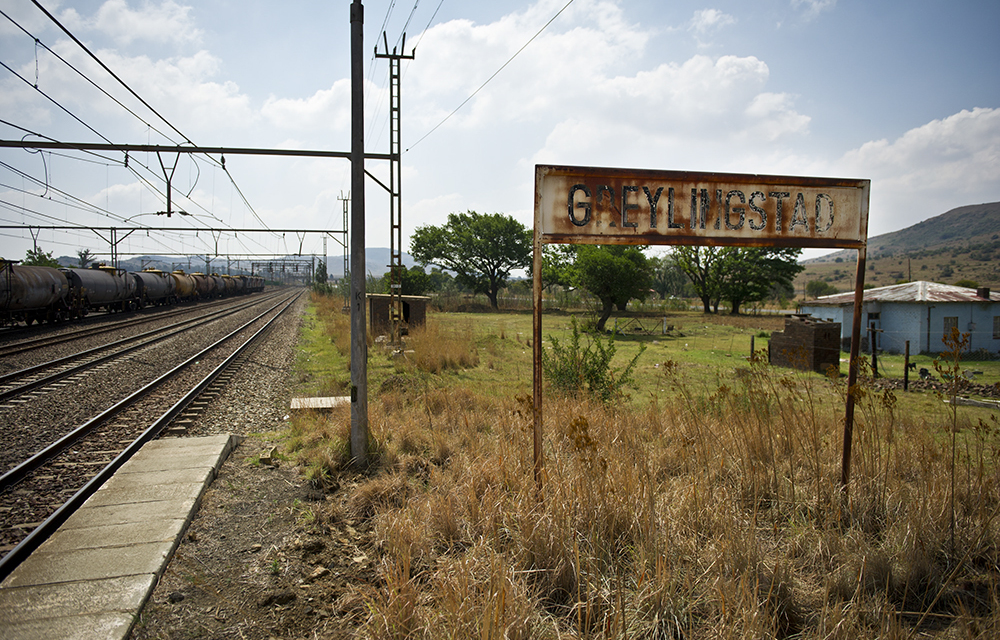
(1, 0), (998, 266)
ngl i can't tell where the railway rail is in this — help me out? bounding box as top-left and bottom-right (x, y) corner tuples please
(0, 289), (302, 580)
(0, 290), (285, 403)
(0, 296), (248, 359)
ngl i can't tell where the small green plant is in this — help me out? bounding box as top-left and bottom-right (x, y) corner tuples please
(933, 326), (971, 558)
(543, 317), (645, 404)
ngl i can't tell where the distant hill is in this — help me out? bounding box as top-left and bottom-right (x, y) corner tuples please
(54, 248), (416, 278)
(796, 202), (1000, 294)
(804, 201), (1000, 264)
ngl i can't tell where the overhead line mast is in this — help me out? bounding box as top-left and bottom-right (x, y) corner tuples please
(376, 32), (415, 346)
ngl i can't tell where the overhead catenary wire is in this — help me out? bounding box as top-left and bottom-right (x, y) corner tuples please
(0, 8), (180, 147)
(0, 60), (114, 145)
(28, 0), (193, 147)
(25, 0), (274, 240)
(406, 0), (576, 153)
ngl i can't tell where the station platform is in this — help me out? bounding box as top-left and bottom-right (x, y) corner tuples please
(0, 434), (242, 640)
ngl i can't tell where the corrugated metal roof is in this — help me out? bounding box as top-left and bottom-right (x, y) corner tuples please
(807, 281), (993, 306)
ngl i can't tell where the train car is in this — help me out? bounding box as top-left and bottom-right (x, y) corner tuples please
(190, 272), (216, 299)
(132, 269), (176, 307)
(221, 275), (239, 296)
(0, 260), (72, 325)
(169, 270), (197, 301)
(232, 275), (249, 295)
(211, 274), (227, 297)
(62, 266), (138, 313)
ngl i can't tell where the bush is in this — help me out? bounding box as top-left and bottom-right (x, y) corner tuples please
(543, 317), (645, 404)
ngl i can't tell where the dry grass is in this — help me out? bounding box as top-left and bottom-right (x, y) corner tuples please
(293, 301), (1000, 639)
(402, 319), (480, 374)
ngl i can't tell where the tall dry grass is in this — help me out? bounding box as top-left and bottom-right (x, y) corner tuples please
(297, 303), (999, 638)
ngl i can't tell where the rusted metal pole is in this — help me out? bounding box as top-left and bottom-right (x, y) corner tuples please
(870, 321), (879, 377)
(840, 245), (867, 489)
(532, 220), (544, 490)
(349, 0), (369, 468)
(904, 340), (910, 391)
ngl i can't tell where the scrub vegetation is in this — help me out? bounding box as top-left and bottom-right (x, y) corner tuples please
(286, 292), (999, 639)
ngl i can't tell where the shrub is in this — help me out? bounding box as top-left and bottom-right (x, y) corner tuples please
(542, 317), (645, 404)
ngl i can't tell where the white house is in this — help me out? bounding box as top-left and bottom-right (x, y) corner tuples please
(799, 281), (1000, 355)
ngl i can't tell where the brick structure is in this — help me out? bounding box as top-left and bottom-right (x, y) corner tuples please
(768, 314), (841, 374)
(367, 294), (430, 335)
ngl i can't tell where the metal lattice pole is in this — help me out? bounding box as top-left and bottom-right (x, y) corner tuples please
(376, 34), (414, 345)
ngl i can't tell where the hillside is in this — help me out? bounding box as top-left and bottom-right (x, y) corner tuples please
(796, 201), (1000, 295)
(53, 248), (416, 278)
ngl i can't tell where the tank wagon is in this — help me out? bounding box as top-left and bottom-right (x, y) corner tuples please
(190, 273), (216, 299)
(133, 269), (176, 307)
(61, 266), (138, 314)
(211, 274), (227, 297)
(1, 261), (72, 325)
(170, 270), (197, 301)
(1, 259), (265, 328)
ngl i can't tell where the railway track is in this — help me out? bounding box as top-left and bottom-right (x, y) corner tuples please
(0, 291), (285, 403)
(0, 296), (248, 359)
(0, 289), (302, 580)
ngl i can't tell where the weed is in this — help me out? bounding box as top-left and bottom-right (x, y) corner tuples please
(543, 316), (646, 404)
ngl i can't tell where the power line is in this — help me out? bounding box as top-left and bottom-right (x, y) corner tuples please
(0, 8), (179, 145)
(406, 0), (576, 153)
(29, 0), (193, 146)
(0, 60), (113, 144)
(27, 0), (271, 238)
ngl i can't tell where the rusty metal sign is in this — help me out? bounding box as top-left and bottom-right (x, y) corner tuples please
(531, 163), (872, 494)
(535, 165), (869, 249)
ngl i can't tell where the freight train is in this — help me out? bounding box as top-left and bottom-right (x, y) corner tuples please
(0, 261), (265, 326)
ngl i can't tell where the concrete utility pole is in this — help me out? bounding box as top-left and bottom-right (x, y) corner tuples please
(350, 0), (368, 468)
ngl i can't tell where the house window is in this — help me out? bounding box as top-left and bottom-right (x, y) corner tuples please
(994, 316), (1000, 340)
(943, 316), (958, 338)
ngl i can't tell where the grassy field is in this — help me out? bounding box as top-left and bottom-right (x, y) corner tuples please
(287, 293), (999, 638)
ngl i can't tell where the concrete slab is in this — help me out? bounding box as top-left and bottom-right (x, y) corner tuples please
(83, 480), (205, 508)
(291, 396), (350, 410)
(0, 574), (155, 621)
(4, 540), (175, 587)
(41, 518), (188, 553)
(3, 610), (138, 640)
(59, 497), (200, 530)
(0, 434), (241, 640)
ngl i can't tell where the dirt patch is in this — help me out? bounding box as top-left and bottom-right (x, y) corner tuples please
(131, 450), (379, 639)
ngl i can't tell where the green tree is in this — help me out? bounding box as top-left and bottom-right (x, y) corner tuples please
(22, 246), (61, 268)
(76, 248), (94, 268)
(539, 245), (577, 291)
(314, 259), (328, 285)
(649, 255), (693, 299)
(572, 245), (653, 332)
(312, 260), (335, 295)
(806, 279), (839, 298)
(381, 265), (433, 296)
(720, 248), (803, 314)
(410, 211), (531, 310)
(671, 246), (727, 313)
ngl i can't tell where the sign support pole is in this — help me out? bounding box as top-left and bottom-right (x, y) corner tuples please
(532, 217), (544, 490)
(840, 245), (867, 490)
(350, 0), (368, 468)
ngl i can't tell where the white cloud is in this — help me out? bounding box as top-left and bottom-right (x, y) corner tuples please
(689, 9), (736, 34)
(791, 0), (837, 21)
(59, 0), (203, 47)
(261, 80), (355, 134)
(530, 54), (810, 171)
(408, 0), (645, 129)
(836, 108), (1000, 235)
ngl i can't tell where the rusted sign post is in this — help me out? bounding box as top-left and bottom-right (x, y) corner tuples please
(532, 165), (870, 490)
